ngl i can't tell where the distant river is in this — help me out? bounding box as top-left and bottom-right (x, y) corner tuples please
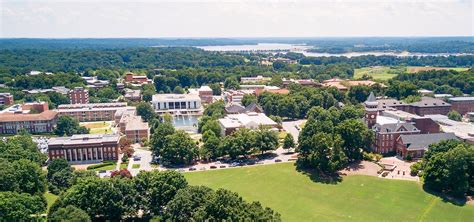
(196, 43), (473, 57)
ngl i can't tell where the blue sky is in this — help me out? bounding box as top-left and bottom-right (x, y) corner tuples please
(1, 0), (473, 38)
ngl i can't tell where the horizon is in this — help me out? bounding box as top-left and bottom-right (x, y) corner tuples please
(1, 0), (473, 38)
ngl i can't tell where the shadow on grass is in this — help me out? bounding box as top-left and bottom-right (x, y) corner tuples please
(422, 185), (468, 206)
(295, 163), (343, 185)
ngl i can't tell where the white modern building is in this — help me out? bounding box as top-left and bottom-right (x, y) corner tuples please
(151, 93), (203, 115)
(218, 112), (278, 136)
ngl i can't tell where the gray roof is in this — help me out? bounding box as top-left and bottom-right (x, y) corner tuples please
(244, 102), (263, 113)
(374, 122), (419, 133)
(409, 97), (450, 107)
(399, 133), (458, 150)
(364, 92), (378, 106)
(449, 97), (474, 102)
(225, 104), (245, 113)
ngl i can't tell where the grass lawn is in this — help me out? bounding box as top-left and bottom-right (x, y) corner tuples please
(407, 66), (469, 73)
(132, 164), (141, 169)
(354, 66), (404, 80)
(120, 163), (128, 169)
(81, 121), (113, 134)
(185, 163), (473, 221)
(44, 192), (58, 212)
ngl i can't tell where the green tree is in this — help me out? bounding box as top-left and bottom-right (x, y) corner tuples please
(224, 77), (240, 90)
(201, 119), (221, 138)
(447, 110), (462, 121)
(0, 134), (47, 165)
(254, 127), (279, 154)
(142, 88), (155, 102)
(283, 133), (295, 152)
(201, 131), (222, 160)
(134, 170), (188, 215)
(163, 186), (214, 221)
(209, 83), (222, 95)
(269, 75), (283, 87)
(48, 205), (91, 222)
(347, 85), (370, 104)
(54, 116), (89, 136)
(136, 101), (156, 122)
(150, 122), (175, 159)
(160, 131), (198, 165)
(337, 119), (373, 161)
(0, 191), (47, 221)
(11, 159), (47, 195)
(241, 94), (257, 107)
(173, 86), (185, 94)
(47, 159), (74, 194)
(55, 177), (138, 220)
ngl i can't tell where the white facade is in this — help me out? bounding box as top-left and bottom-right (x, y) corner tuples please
(152, 94), (202, 115)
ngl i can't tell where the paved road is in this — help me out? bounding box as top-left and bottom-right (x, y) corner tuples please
(282, 119), (306, 142)
(128, 147), (153, 175)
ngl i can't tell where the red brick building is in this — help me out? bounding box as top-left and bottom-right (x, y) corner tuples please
(48, 134), (120, 162)
(403, 97), (451, 116)
(68, 87), (89, 104)
(125, 73), (152, 84)
(0, 102), (57, 134)
(115, 108), (149, 144)
(57, 102), (128, 122)
(396, 133), (457, 159)
(449, 97), (474, 115)
(364, 92), (378, 129)
(372, 122), (420, 154)
(0, 93), (14, 106)
(197, 86), (213, 103)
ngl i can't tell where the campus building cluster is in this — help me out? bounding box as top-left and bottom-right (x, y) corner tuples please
(364, 92), (473, 159)
(48, 134), (120, 162)
(0, 102), (58, 134)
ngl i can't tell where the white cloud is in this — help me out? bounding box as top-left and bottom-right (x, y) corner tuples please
(0, 0), (472, 37)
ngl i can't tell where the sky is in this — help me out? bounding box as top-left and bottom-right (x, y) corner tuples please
(1, 0), (473, 38)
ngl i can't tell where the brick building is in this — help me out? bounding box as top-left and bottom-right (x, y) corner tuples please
(125, 73), (152, 84)
(396, 133), (457, 159)
(404, 97), (451, 116)
(57, 102), (128, 122)
(448, 97), (474, 115)
(372, 122), (420, 154)
(0, 93), (14, 106)
(69, 87), (89, 104)
(48, 134), (120, 162)
(0, 102), (58, 134)
(115, 108), (149, 144)
(197, 86), (214, 103)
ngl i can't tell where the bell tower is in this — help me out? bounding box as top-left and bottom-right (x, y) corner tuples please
(364, 92), (378, 128)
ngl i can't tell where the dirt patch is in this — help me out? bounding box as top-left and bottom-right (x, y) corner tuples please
(339, 161), (381, 177)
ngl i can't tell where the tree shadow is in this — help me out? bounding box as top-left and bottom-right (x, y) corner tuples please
(256, 152), (278, 160)
(295, 163), (343, 185)
(422, 184), (468, 206)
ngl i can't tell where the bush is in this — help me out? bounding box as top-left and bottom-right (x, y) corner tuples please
(363, 152), (382, 162)
(86, 162), (114, 170)
(122, 155), (129, 163)
(410, 162), (423, 176)
(406, 155), (412, 161)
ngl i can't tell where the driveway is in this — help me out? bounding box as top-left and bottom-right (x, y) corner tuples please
(282, 119), (306, 142)
(128, 146), (153, 176)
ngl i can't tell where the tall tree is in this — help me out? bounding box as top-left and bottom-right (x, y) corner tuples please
(254, 127), (279, 154)
(0, 191), (47, 221)
(48, 205), (91, 222)
(283, 133), (295, 152)
(54, 116), (89, 136)
(160, 131), (198, 165)
(241, 94), (257, 107)
(136, 101), (156, 122)
(337, 119), (373, 161)
(150, 122), (175, 159)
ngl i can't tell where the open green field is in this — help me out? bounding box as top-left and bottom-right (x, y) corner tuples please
(354, 66), (405, 80)
(81, 121), (113, 134)
(407, 66), (469, 73)
(185, 163), (473, 221)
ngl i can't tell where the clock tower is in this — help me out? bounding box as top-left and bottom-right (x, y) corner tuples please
(364, 92), (378, 129)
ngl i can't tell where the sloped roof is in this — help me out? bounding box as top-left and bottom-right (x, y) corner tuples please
(374, 122), (419, 133)
(409, 97), (450, 107)
(399, 133), (458, 150)
(225, 104), (245, 114)
(244, 102), (263, 113)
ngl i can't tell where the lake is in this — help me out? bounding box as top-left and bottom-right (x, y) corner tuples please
(196, 43), (473, 57)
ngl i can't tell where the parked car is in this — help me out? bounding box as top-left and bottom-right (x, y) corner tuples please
(99, 170), (106, 174)
(274, 159), (282, 162)
(133, 155), (141, 161)
(219, 165), (227, 168)
(210, 165), (217, 169)
(189, 167), (197, 171)
(199, 167), (206, 170)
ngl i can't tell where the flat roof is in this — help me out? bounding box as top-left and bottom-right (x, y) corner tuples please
(425, 114), (474, 140)
(219, 113), (277, 128)
(152, 93), (201, 101)
(58, 102), (127, 109)
(449, 97), (474, 102)
(48, 134), (120, 146)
